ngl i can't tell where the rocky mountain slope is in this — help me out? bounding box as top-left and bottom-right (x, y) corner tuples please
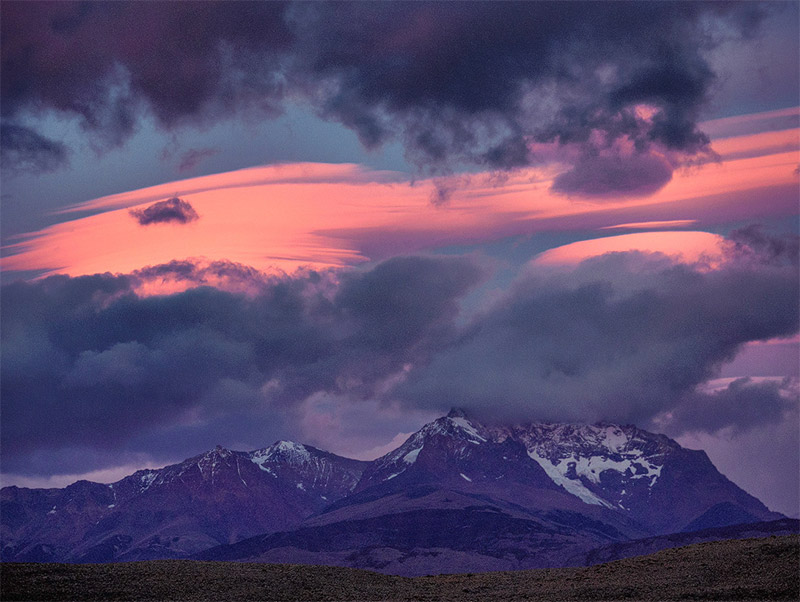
(1, 442), (367, 562)
(1, 409), (784, 571)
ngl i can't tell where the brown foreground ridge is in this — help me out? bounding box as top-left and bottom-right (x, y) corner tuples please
(2, 534), (798, 601)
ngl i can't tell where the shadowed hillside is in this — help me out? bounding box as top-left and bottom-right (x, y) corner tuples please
(2, 534), (797, 601)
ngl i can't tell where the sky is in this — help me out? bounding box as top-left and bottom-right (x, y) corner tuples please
(1, 1), (798, 517)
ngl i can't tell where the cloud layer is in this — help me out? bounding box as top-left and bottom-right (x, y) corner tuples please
(2, 229), (797, 477)
(1, 1), (782, 194)
(0, 256), (481, 474)
(397, 249), (798, 426)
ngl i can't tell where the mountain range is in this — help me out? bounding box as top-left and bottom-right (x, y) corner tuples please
(1, 409), (790, 575)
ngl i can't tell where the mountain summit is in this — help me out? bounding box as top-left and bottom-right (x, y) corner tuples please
(1, 411), (784, 571)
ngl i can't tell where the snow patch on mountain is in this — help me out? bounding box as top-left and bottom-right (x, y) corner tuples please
(498, 420), (677, 510)
(250, 441), (312, 469)
(527, 450), (612, 508)
(403, 447), (422, 464)
(448, 416), (487, 443)
(273, 441), (313, 463)
(138, 471), (157, 492)
(570, 455), (662, 486)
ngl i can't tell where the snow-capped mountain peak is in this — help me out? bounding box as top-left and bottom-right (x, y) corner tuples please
(247, 440), (367, 498)
(502, 421), (682, 513)
(422, 411), (487, 444)
(354, 408), (561, 490)
(1, 410), (784, 565)
(250, 440), (313, 468)
(361, 409), (490, 480)
(357, 413), (692, 513)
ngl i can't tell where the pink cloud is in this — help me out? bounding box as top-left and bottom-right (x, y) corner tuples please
(601, 220), (698, 230)
(2, 109), (797, 284)
(533, 231), (726, 267)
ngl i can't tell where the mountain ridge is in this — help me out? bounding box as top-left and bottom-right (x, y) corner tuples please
(1, 409), (785, 571)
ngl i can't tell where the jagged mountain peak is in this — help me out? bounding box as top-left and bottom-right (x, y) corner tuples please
(1, 408), (784, 566)
(446, 406), (469, 419)
(196, 444), (234, 462)
(426, 412), (487, 443)
(371, 411), (488, 463)
(260, 440), (314, 463)
(514, 421), (680, 462)
(353, 410), (561, 492)
(356, 412), (694, 511)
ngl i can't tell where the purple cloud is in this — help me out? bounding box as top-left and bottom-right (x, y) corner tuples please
(0, 256), (481, 474)
(1, 229), (797, 479)
(129, 197), (199, 226)
(1, 1), (787, 194)
(394, 232), (799, 426)
(551, 153), (674, 198)
(662, 377), (798, 436)
(0, 123), (68, 174)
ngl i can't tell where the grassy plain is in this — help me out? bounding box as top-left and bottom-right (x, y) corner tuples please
(2, 534), (797, 601)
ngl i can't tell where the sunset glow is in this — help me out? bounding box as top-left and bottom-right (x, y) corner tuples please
(1, 1), (797, 522)
(533, 231), (726, 266)
(3, 123), (797, 284)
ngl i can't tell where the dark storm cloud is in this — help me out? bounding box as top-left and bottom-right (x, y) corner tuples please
(394, 241), (800, 425)
(3, 230), (799, 477)
(0, 1), (775, 194)
(0, 123), (68, 173)
(0, 0), (292, 170)
(551, 153), (674, 197)
(0, 255), (481, 474)
(293, 1), (767, 184)
(726, 224), (800, 266)
(663, 377), (798, 436)
(129, 197), (199, 226)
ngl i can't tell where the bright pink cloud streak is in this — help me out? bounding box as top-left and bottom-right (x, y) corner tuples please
(2, 110), (797, 282)
(533, 231), (726, 267)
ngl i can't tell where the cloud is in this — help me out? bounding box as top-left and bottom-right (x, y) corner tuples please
(131, 259), (278, 296)
(658, 377), (798, 436)
(532, 232), (726, 267)
(551, 153), (673, 197)
(0, 1), (291, 128)
(0, 255), (481, 474)
(0, 1), (781, 191)
(177, 147), (220, 173)
(1, 229), (797, 477)
(725, 223), (800, 266)
(129, 197), (199, 226)
(292, 2), (770, 183)
(393, 236), (799, 425)
(0, 123), (68, 173)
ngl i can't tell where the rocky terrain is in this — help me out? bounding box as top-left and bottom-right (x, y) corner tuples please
(3, 534), (798, 601)
(1, 409), (785, 573)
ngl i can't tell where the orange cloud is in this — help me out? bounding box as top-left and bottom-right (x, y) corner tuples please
(601, 220), (698, 230)
(533, 231), (726, 266)
(2, 110), (797, 284)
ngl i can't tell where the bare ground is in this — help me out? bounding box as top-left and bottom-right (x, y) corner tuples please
(2, 534), (797, 601)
